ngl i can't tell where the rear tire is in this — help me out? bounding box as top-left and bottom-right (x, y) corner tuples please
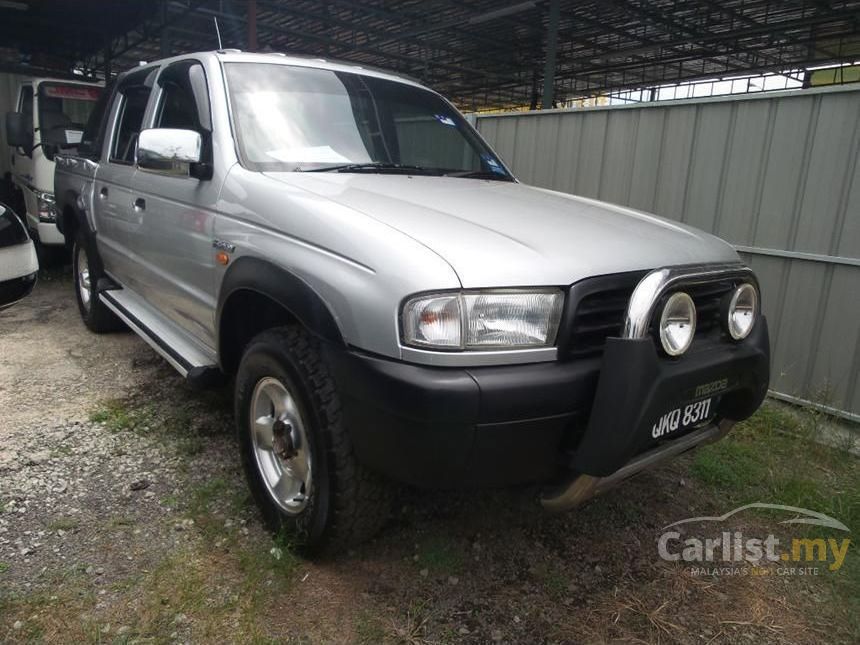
(235, 326), (392, 554)
(73, 230), (122, 333)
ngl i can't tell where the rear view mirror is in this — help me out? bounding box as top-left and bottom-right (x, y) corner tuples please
(5, 111), (33, 149)
(137, 128), (202, 176)
(0, 203), (38, 310)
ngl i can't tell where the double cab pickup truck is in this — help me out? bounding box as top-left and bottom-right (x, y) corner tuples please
(54, 50), (770, 552)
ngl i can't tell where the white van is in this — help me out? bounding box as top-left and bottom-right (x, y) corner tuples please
(4, 78), (102, 254)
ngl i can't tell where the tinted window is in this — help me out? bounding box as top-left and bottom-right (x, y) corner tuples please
(109, 68), (158, 165)
(111, 86), (151, 164)
(78, 84), (112, 160)
(157, 80), (200, 131)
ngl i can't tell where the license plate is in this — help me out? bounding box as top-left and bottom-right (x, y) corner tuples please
(651, 398), (713, 439)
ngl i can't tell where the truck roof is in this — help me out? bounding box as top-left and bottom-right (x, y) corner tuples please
(120, 50), (425, 89)
(26, 77), (103, 87)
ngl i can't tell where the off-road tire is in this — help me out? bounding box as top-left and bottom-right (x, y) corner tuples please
(235, 326), (392, 554)
(72, 229), (122, 333)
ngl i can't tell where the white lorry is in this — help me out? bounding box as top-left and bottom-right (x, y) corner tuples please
(3, 77), (102, 258)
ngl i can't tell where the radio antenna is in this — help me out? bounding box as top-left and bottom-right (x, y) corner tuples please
(214, 17), (223, 50)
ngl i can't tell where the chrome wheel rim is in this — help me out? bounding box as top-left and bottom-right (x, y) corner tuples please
(250, 377), (312, 514)
(76, 245), (92, 310)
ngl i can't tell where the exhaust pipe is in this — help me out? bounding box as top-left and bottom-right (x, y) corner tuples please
(540, 419), (734, 512)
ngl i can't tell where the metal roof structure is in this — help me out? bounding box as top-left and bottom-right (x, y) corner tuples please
(1, 0), (858, 111)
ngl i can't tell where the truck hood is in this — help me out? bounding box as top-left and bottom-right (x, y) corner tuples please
(264, 173), (740, 287)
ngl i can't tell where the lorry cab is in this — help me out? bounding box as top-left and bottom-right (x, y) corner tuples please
(4, 77), (102, 251)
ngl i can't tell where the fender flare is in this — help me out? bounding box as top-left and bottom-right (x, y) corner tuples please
(216, 256), (346, 350)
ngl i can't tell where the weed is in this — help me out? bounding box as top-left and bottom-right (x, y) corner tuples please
(417, 534), (464, 575)
(89, 399), (135, 432)
(47, 517), (80, 532)
(690, 439), (764, 492)
(355, 610), (387, 644)
(160, 494), (180, 509)
(389, 599), (433, 645)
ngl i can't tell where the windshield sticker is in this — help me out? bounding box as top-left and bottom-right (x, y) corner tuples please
(481, 154), (506, 174)
(435, 114), (456, 126)
(65, 130), (83, 144)
(43, 85), (100, 101)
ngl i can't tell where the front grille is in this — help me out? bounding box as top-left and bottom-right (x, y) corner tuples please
(560, 272), (644, 358)
(559, 272), (742, 359)
(687, 280), (735, 337)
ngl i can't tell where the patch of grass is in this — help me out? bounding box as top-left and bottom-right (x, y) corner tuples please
(47, 517), (80, 532)
(160, 494), (180, 509)
(108, 516), (135, 529)
(686, 402), (860, 642)
(88, 395), (219, 462)
(0, 562), (8, 573)
(532, 561), (567, 599)
(389, 599), (433, 645)
(236, 530), (300, 582)
(690, 439), (765, 491)
(89, 399), (135, 432)
(188, 478), (231, 515)
(176, 435), (205, 457)
(417, 535), (464, 575)
(355, 610), (387, 644)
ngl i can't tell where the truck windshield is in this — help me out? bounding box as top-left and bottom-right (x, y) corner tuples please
(223, 62), (511, 179)
(38, 83), (101, 147)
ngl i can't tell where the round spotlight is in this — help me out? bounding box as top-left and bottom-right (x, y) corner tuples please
(659, 292), (696, 356)
(727, 283), (758, 340)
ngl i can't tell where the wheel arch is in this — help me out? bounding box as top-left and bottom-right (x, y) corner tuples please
(217, 256), (346, 375)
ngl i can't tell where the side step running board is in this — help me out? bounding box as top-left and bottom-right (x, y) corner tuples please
(100, 290), (225, 388)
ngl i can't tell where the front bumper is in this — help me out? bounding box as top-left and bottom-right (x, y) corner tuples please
(326, 317), (770, 488)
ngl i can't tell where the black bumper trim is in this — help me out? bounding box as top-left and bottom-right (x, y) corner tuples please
(572, 318), (770, 476)
(325, 318), (770, 488)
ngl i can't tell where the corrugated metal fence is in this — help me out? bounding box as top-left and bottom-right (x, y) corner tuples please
(475, 86), (860, 420)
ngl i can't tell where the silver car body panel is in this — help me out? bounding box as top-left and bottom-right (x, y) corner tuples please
(55, 50), (745, 368)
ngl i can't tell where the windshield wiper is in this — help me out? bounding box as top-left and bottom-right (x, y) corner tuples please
(443, 170), (513, 181)
(301, 162), (438, 174)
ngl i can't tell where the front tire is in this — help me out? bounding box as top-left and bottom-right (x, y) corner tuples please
(72, 230), (121, 333)
(235, 326), (391, 553)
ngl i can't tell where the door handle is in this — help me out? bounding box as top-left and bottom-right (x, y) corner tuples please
(133, 198), (146, 211)
(99, 187), (108, 199)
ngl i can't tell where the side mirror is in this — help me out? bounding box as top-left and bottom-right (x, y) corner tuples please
(137, 128), (202, 176)
(5, 111), (33, 150)
(0, 203), (38, 310)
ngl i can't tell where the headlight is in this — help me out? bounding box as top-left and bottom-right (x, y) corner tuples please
(402, 290), (564, 350)
(726, 283), (757, 340)
(659, 291), (696, 356)
(36, 191), (56, 223)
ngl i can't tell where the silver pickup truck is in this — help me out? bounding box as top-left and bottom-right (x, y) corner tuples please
(54, 50), (769, 552)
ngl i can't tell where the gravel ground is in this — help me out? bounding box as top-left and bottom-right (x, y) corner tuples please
(0, 270), (189, 593)
(1, 269), (857, 644)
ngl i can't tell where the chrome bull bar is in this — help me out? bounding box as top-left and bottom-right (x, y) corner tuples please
(541, 262), (757, 513)
(541, 419), (734, 512)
